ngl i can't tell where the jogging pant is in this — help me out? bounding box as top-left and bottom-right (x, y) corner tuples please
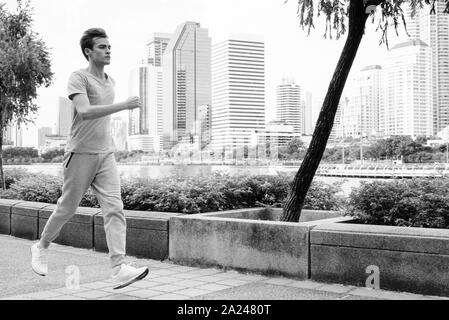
(40, 152), (126, 269)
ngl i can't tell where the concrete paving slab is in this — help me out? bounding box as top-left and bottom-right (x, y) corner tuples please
(151, 276), (187, 284)
(316, 284), (355, 294)
(194, 275), (230, 283)
(285, 280), (325, 290)
(263, 278), (296, 286)
(126, 288), (165, 299)
(22, 290), (63, 299)
(71, 290), (113, 299)
(98, 294), (140, 300)
(46, 295), (87, 300)
(151, 284), (187, 293)
(196, 283), (232, 292)
(170, 280), (204, 288)
(194, 282), (345, 300)
(151, 293), (190, 300)
(150, 269), (180, 276)
(0, 235), (111, 297)
(176, 288), (212, 297)
(100, 285), (140, 294)
(171, 272), (205, 280)
(216, 279), (251, 287)
(1, 234), (448, 301)
(128, 280), (165, 289)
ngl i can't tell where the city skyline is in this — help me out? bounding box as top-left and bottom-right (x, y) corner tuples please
(2, 0), (395, 148)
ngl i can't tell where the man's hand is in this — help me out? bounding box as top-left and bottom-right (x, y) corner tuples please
(125, 96), (142, 110)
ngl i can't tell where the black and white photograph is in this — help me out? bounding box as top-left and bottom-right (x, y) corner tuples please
(1, 0), (449, 310)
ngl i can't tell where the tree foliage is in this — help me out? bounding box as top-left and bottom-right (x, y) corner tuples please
(294, 0), (449, 46)
(279, 138), (306, 160)
(0, 0), (53, 189)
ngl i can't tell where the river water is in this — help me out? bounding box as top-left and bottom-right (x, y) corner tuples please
(4, 164), (386, 197)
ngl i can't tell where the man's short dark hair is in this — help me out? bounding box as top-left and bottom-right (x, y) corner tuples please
(80, 28), (108, 61)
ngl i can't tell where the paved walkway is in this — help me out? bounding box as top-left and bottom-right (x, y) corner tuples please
(0, 235), (447, 300)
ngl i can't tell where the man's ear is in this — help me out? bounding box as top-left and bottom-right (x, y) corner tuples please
(84, 48), (91, 59)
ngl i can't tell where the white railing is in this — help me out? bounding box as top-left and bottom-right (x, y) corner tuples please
(317, 163), (449, 178)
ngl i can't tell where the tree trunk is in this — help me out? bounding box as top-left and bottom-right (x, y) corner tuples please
(0, 124), (5, 190)
(280, 0), (370, 222)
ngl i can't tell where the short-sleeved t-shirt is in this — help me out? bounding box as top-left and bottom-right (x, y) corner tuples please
(66, 69), (116, 154)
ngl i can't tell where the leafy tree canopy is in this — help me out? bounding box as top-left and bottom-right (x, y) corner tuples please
(293, 0), (449, 46)
(0, 0), (53, 189)
(0, 0), (53, 128)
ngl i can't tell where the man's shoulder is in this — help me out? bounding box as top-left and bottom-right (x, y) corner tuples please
(69, 69), (88, 81)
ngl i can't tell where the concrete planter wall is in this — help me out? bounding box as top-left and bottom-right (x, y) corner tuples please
(310, 221), (449, 296)
(0, 199), (179, 260)
(39, 205), (102, 249)
(94, 210), (180, 260)
(0, 200), (24, 235)
(11, 202), (53, 240)
(169, 208), (351, 278)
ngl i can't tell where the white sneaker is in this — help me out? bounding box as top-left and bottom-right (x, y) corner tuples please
(30, 242), (48, 276)
(111, 264), (149, 290)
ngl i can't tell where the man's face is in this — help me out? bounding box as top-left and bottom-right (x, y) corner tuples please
(86, 37), (111, 65)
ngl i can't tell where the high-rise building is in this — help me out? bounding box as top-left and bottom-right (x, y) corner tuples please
(128, 65), (150, 136)
(2, 126), (13, 146)
(128, 63), (164, 153)
(211, 33), (265, 151)
(163, 21), (212, 150)
(128, 66), (141, 137)
(342, 65), (383, 139)
(304, 91), (314, 135)
(276, 78), (303, 134)
(146, 33), (171, 67)
(148, 34), (170, 151)
(38, 127), (53, 148)
(311, 94), (324, 134)
(128, 33), (171, 153)
(382, 39), (433, 137)
(2, 124), (22, 147)
(196, 104), (212, 149)
(57, 97), (73, 137)
(330, 101), (344, 141)
(404, 2), (449, 135)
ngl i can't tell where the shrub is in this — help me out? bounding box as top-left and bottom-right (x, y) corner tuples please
(7, 174), (63, 203)
(51, 155), (64, 163)
(3, 168), (32, 188)
(0, 171), (344, 215)
(2, 169), (100, 207)
(347, 178), (449, 228)
(303, 180), (346, 211)
(41, 148), (65, 161)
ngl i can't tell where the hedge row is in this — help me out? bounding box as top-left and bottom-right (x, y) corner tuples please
(347, 178), (449, 228)
(0, 169), (346, 214)
(4, 168), (449, 229)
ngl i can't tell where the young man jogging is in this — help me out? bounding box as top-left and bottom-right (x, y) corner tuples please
(30, 28), (149, 289)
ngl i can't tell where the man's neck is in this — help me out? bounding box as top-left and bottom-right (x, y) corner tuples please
(86, 63), (106, 80)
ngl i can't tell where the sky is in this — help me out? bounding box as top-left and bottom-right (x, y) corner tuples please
(2, 0), (411, 148)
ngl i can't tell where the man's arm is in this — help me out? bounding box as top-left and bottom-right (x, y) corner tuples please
(72, 94), (141, 120)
